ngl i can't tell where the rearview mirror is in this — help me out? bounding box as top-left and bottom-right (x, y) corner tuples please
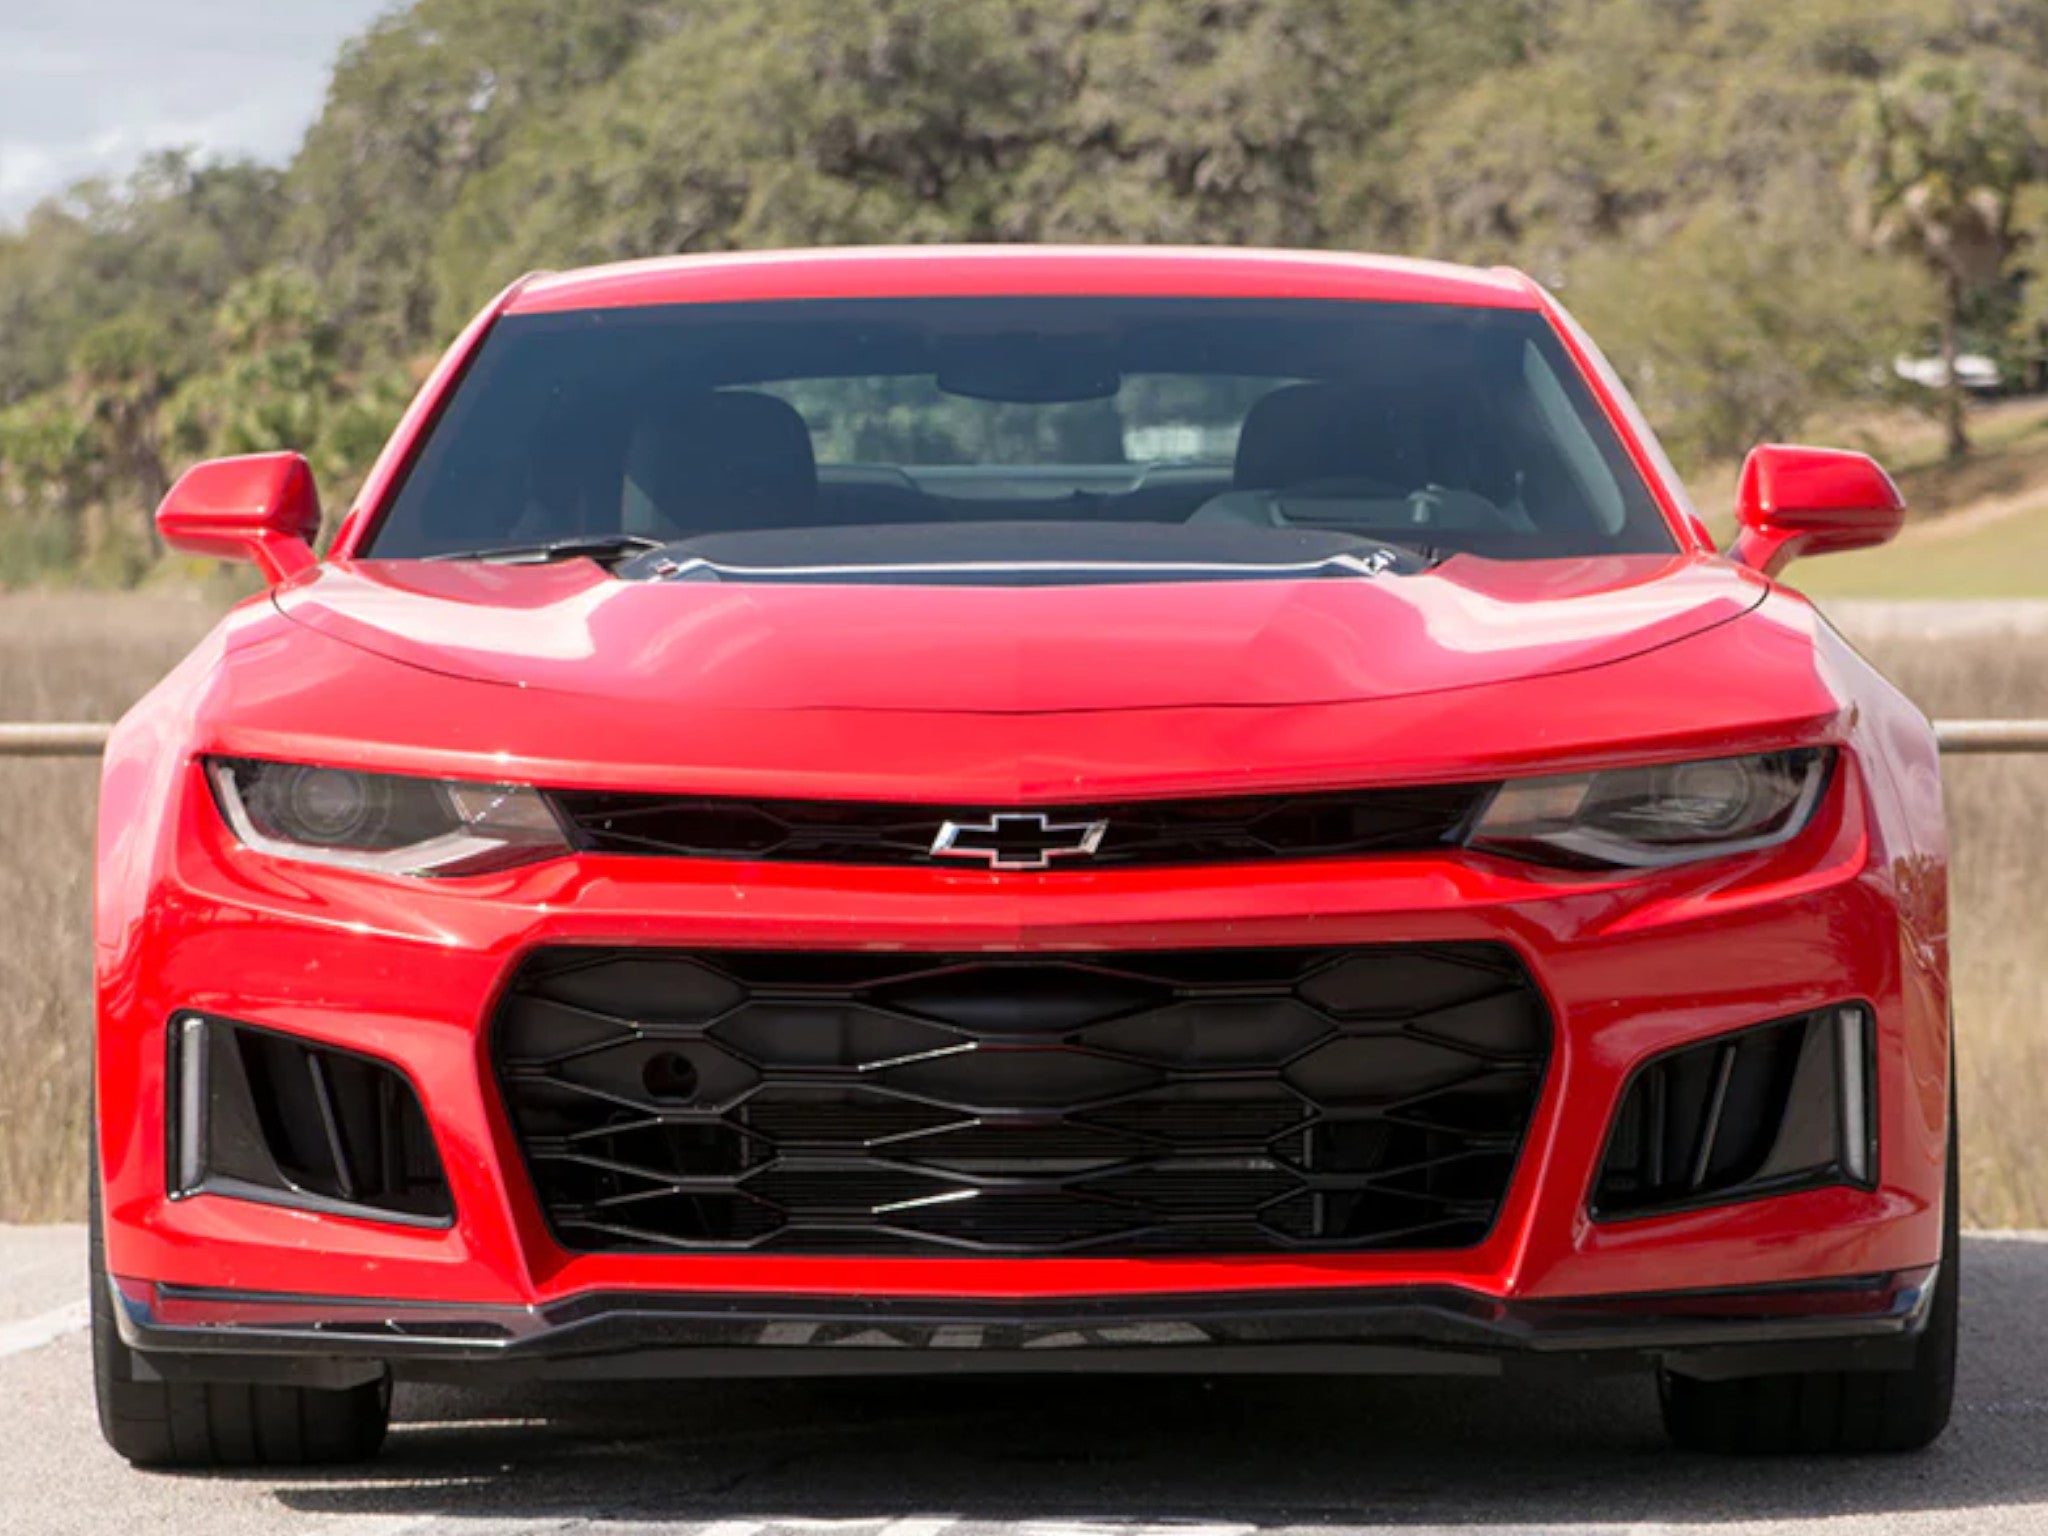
(935, 335), (1121, 403)
(156, 452), (322, 585)
(1731, 444), (1905, 578)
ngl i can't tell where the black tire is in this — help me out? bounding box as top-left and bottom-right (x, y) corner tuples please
(89, 1168), (391, 1468)
(1658, 1109), (1959, 1455)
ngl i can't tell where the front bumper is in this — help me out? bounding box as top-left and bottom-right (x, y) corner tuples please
(113, 1266), (1937, 1386)
(97, 748), (1951, 1356)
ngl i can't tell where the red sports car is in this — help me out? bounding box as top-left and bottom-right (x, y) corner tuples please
(93, 246), (1951, 1467)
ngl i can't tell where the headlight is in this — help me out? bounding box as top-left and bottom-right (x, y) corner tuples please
(1468, 749), (1831, 869)
(207, 759), (570, 877)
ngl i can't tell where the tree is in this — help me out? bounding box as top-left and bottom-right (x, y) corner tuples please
(1856, 58), (2037, 460)
(163, 269), (418, 526)
(0, 394), (96, 579)
(68, 317), (179, 563)
(0, 152), (286, 409)
(19, 0), (2048, 586)
(286, 0), (668, 352)
(1565, 195), (1931, 468)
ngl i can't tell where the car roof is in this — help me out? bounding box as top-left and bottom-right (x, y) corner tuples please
(507, 245), (1542, 315)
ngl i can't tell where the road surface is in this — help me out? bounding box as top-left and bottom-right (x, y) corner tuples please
(3, 1224), (2046, 1534)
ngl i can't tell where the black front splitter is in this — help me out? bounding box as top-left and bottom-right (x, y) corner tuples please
(111, 1265), (1938, 1391)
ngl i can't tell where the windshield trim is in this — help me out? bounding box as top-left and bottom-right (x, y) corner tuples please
(635, 551), (1411, 584)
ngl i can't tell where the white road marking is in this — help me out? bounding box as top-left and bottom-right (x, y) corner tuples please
(332, 1519), (442, 1536)
(0, 1299), (87, 1359)
(876, 1521), (959, 1536)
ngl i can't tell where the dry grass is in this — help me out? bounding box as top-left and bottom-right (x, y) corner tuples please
(0, 593), (224, 1222)
(0, 592), (2043, 1229)
(1843, 617), (2048, 1231)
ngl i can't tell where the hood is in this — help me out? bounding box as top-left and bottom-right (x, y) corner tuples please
(273, 554), (1768, 714)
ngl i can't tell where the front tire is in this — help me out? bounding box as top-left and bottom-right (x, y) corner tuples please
(89, 1169), (390, 1468)
(1658, 1111), (1959, 1455)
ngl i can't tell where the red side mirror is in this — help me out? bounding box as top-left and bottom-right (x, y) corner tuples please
(1731, 444), (1905, 579)
(155, 453), (322, 585)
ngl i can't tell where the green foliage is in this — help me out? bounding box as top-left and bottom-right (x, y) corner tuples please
(9, 0), (2048, 584)
(166, 270), (336, 462)
(287, 0), (668, 351)
(0, 393), (119, 584)
(0, 395), (95, 520)
(0, 152), (287, 408)
(1855, 53), (2042, 454)
(1566, 200), (1937, 465)
(1859, 56), (2036, 287)
(429, 0), (1439, 323)
(166, 270), (412, 509)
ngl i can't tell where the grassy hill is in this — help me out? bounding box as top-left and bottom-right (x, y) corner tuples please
(1794, 494), (2048, 598)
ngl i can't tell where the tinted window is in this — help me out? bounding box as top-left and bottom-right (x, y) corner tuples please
(367, 298), (1676, 570)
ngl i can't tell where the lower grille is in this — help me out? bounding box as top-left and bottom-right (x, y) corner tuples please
(493, 945), (1550, 1256)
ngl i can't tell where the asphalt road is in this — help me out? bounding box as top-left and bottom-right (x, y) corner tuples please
(4, 1226), (2047, 1535)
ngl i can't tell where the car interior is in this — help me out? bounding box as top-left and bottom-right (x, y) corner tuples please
(369, 297), (1677, 565)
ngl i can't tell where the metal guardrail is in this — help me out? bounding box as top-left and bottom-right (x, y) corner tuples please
(1934, 720), (2048, 754)
(0, 723), (112, 757)
(1, 720), (2045, 758)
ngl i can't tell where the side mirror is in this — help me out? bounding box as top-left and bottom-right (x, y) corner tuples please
(1731, 444), (1905, 579)
(155, 452), (322, 585)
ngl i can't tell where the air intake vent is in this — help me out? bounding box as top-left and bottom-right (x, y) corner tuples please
(1593, 1006), (1874, 1221)
(493, 943), (1551, 1257)
(171, 1015), (452, 1224)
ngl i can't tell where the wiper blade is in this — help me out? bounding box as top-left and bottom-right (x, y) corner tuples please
(427, 534), (663, 565)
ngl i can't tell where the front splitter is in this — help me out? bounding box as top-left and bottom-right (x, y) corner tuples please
(112, 1266), (1937, 1389)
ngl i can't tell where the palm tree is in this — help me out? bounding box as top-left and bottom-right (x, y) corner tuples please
(68, 318), (176, 563)
(1856, 60), (2033, 461)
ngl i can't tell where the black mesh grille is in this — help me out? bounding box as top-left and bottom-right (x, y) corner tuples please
(548, 784), (1490, 869)
(494, 944), (1550, 1256)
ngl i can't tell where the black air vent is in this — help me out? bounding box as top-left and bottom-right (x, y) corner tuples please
(493, 944), (1551, 1257)
(1594, 1006), (1875, 1221)
(171, 1015), (452, 1224)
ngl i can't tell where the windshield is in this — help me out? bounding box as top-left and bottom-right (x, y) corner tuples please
(365, 297), (1678, 575)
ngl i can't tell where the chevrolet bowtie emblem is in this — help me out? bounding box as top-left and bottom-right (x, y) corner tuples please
(930, 812), (1109, 870)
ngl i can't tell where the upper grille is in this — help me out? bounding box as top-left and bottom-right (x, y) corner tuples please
(547, 784), (1491, 869)
(493, 944), (1550, 1258)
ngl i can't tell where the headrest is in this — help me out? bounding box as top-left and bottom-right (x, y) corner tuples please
(624, 389), (818, 536)
(1233, 380), (1427, 492)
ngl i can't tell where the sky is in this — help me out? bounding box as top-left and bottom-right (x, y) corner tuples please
(0, 0), (394, 225)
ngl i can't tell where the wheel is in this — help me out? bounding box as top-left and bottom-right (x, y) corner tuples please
(89, 1166), (390, 1468)
(1658, 1105), (1959, 1455)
